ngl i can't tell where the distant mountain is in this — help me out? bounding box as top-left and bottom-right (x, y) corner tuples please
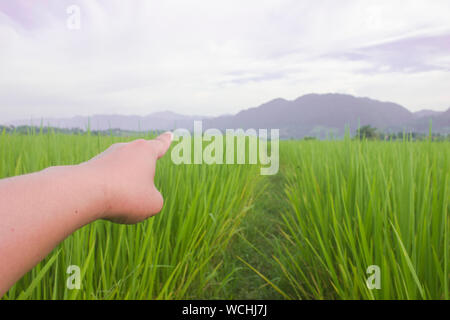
(7, 112), (207, 132)
(413, 109), (442, 118)
(204, 94), (449, 138)
(409, 108), (450, 133)
(5, 94), (449, 138)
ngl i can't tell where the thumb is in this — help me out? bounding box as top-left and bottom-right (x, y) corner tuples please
(152, 131), (173, 159)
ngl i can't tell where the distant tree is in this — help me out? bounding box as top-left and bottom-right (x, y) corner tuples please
(356, 125), (378, 140)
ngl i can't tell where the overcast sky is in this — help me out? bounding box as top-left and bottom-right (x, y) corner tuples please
(1, 0), (450, 122)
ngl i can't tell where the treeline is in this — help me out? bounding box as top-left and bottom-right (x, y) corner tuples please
(1, 125), (85, 135)
(355, 125), (450, 141)
(0, 125), (160, 137)
(2, 124), (449, 141)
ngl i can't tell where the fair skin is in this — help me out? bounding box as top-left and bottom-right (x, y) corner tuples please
(0, 132), (173, 297)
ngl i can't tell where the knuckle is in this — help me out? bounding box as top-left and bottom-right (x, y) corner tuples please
(133, 139), (148, 146)
(149, 139), (162, 149)
(128, 139), (149, 151)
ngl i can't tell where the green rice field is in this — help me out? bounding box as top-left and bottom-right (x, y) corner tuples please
(0, 129), (448, 300)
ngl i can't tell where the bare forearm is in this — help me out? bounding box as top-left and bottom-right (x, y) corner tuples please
(0, 165), (106, 296)
(0, 133), (172, 297)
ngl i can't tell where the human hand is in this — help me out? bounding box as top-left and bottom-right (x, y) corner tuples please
(80, 132), (173, 224)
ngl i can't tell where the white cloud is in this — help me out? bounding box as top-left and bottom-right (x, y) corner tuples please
(0, 0), (450, 122)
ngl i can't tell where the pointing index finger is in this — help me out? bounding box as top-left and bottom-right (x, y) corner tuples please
(152, 131), (173, 159)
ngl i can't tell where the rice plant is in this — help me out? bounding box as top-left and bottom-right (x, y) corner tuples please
(1, 128), (448, 300)
(0, 129), (261, 299)
(260, 139), (449, 300)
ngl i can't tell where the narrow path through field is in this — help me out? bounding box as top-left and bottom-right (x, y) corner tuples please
(220, 170), (289, 299)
